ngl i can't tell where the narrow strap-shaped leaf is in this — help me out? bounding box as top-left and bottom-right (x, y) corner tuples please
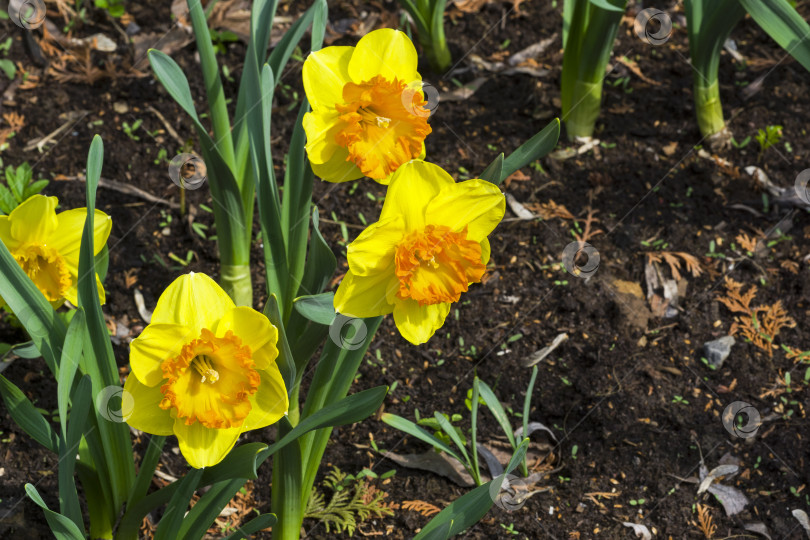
(25, 484), (85, 540)
(500, 118), (560, 183)
(434, 411), (471, 467)
(476, 380), (516, 448)
(247, 63), (289, 306)
(148, 51), (249, 270)
(282, 100), (314, 320)
(59, 375), (92, 532)
(262, 294), (296, 394)
(200, 442), (267, 486)
(79, 136), (135, 511)
(186, 0), (236, 171)
(154, 467), (203, 540)
(222, 513), (277, 539)
(380, 413), (463, 463)
(398, 0), (431, 35)
(266, 0), (323, 82)
(470, 378), (482, 485)
(478, 153), (504, 185)
(126, 435), (166, 510)
(57, 309), (85, 437)
(177, 478), (247, 539)
(0, 373), (59, 452)
(739, 0), (810, 72)
(298, 207), (337, 298)
(257, 385), (389, 463)
(415, 439), (531, 539)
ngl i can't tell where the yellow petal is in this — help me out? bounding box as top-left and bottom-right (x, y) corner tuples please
(130, 323), (197, 387)
(50, 208), (112, 263)
(481, 237), (491, 265)
(151, 272), (234, 329)
(303, 110), (344, 164)
(311, 146), (363, 183)
(243, 368), (288, 430)
(303, 46), (353, 110)
(334, 270), (396, 318)
(124, 375), (174, 436)
(393, 299), (451, 345)
(380, 160), (452, 230)
(347, 215), (405, 276)
(0, 215), (19, 252)
(215, 307), (279, 370)
(426, 179), (505, 241)
(349, 29), (419, 85)
(173, 419), (242, 469)
(9, 195), (58, 245)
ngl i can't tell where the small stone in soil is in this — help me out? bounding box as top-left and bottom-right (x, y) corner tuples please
(703, 336), (736, 369)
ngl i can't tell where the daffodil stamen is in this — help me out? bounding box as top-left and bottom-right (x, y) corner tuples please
(191, 355), (219, 384)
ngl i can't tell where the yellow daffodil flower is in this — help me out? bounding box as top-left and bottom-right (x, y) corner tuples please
(334, 160), (505, 345)
(302, 28), (432, 184)
(124, 272), (288, 468)
(0, 194), (111, 307)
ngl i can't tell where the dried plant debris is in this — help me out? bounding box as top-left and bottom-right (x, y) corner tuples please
(399, 500), (440, 517)
(717, 277), (796, 356)
(622, 522), (652, 539)
(695, 504), (716, 539)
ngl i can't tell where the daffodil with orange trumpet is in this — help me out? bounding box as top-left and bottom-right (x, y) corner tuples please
(0, 194), (110, 307)
(302, 28), (432, 184)
(334, 160), (505, 345)
(124, 272), (288, 468)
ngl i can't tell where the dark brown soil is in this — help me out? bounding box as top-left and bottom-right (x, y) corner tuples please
(1, 0), (809, 539)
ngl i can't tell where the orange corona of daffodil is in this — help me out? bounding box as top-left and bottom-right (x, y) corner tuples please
(334, 160), (505, 345)
(0, 194), (111, 307)
(302, 28), (432, 184)
(124, 273), (288, 468)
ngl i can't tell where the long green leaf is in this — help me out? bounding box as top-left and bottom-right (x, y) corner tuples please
(78, 136), (134, 513)
(478, 153), (504, 185)
(0, 373), (59, 452)
(380, 413), (463, 463)
(178, 478), (248, 540)
(257, 386), (389, 463)
(59, 375), (92, 533)
(126, 435), (166, 510)
(740, 0), (810, 72)
(415, 439), (530, 539)
(262, 294), (296, 393)
(223, 513), (277, 539)
(477, 380), (516, 448)
(154, 468), (203, 540)
(501, 119), (560, 183)
(25, 484), (85, 540)
(57, 309), (85, 438)
(200, 442), (268, 486)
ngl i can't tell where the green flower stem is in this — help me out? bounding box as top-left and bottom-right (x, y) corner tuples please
(221, 263), (253, 308)
(693, 79), (726, 138)
(562, 79), (604, 139)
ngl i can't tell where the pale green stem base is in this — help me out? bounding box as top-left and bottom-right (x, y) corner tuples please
(693, 79), (726, 138)
(563, 79), (603, 140)
(220, 264), (253, 307)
